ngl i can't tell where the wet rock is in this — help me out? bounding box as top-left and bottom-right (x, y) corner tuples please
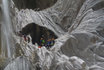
(2, 0), (104, 70)
(61, 0), (104, 68)
(4, 56), (32, 70)
(89, 65), (104, 70)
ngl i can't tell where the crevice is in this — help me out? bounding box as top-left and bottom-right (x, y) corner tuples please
(19, 23), (58, 48)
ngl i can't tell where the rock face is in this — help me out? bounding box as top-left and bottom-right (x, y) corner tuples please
(1, 0), (104, 70)
(61, 0), (104, 69)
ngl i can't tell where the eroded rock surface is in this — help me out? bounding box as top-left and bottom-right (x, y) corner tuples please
(1, 0), (104, 70)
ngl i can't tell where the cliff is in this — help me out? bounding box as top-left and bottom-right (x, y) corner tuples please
(0, 0), (104, 70)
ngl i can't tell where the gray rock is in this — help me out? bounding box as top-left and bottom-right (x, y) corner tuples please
(2, 0), (104, 70)
(4, 56), (32, 70)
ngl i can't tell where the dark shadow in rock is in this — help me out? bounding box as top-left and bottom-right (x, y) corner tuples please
(13, 0), (57, 10)
(19, 22), (58, 48)
(92, 1), (104, 11)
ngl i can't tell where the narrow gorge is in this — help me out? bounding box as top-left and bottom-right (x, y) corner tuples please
(0, 0), (104, 70)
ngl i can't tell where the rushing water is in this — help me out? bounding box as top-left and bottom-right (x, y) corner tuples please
(1, 0), (14, 58)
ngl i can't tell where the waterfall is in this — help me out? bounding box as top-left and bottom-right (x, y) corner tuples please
(1, 0), (14, 58)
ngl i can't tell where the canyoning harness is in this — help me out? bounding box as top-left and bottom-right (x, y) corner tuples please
(46, 39), (54, 48)
(40, 39), (45, 46)
(38, 39), (45, 48)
